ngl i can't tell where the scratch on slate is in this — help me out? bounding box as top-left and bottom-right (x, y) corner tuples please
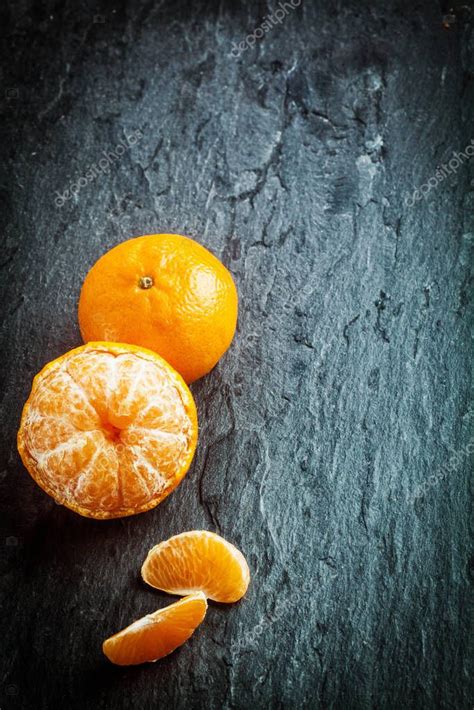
(38, 77), (66, 119)
(258, 433), (284, 565)
(343, 314), (360, 347)
(394, 217), (401, 264)
(374, 291), (390, 343)
(413, 285), (432, 359)
(198, 444), (220, 531)
(359, 494), (369, 538)
(143, 137), (163, 171)
(319, 556), (337, 570)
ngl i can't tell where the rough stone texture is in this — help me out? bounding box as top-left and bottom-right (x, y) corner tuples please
(0, 1), (473, 708)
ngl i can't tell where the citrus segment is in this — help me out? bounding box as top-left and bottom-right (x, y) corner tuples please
(103, 592), (207, 665)
(142, 531), (250, 603)
(17, 342), (198, 518)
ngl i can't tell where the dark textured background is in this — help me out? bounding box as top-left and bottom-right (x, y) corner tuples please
(0, 1), (473, 708)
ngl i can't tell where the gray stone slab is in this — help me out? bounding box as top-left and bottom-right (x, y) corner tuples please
(0, 1), (472, 708)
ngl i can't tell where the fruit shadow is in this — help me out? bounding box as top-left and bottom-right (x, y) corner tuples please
(75, 590), (242, 700)
(20, 490), (184, 572)
(77, 636), (201, 702)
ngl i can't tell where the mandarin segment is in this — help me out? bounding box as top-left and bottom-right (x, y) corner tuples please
(78, 233), (238, 383)
(33, 367), (102, 430)
(141, 531), (250, 603)
(17, 342), (198, 519)
(65, 350), (116, 423)
(102, 592), (208, 666)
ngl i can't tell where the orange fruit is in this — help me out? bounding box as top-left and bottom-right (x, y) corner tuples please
(17, 341), (198, 519)
(103, 592), (207, 665)
(141, 530), (250, 603)
(78, 233), (238, 383)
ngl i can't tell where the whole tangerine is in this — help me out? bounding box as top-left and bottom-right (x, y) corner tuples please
(78, 234), (238, 383)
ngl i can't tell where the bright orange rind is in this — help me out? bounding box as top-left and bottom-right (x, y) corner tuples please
(78, 234), (238, 383)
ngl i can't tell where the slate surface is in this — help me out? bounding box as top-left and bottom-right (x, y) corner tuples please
(0, 1), (473, 708)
